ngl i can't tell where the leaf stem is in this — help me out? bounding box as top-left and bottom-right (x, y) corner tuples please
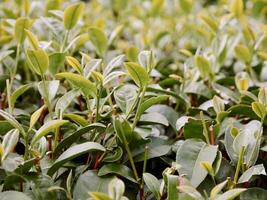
(126, 88), (142, 120)
(119, 124), (140, 182)
(233, 146), (245, 186)
(6, 79), (12, 114)
(141, 146), (148, 188)
(41, 74), (52, 115)
(131, 86), (147, 131)
(200, 111), (210, 145)
(10, 43), (20, 90)
(61, 30), (70, 53)
(95, 86), (102, 122)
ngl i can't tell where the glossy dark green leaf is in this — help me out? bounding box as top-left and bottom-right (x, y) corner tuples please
(240, 188), (267, 200)
(54, 123), (105, 156)
(47, 142), (105, 176)
(98, 163), (137, 183)
(143, 173), (161, 200)
(176, 139), (218, 187)
(73, 170), (114, 200)
(0, 191), (31, 200)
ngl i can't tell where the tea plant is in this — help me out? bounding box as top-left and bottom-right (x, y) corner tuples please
(0, 0), (267, 199)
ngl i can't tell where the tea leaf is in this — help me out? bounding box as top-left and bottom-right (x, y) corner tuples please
(14, 17), (32, 44)
(0, 110), (26, 138)
(24, 29), (39, 50)
(176, 139), (218, 187)
(2, 129), (19, 160)
(63, 3), (84, 30)
(47, 142), (105, 176)
(124, 62), (149, 88)
(65, 56), (83, 74)
(238, 164), (266, 183)
(31, 120), (68, 146)
(234, 44), (251, 63)
(143, 173), (161, 200)
(26, 48), (49, 75)
(230, 0), (244, 18)
(10, 84), (30, 110)
(88, 27), (108, 57)
(251, 102), (266, 120)
(30, 105), (46, 130)
(56, 72), (97, 98)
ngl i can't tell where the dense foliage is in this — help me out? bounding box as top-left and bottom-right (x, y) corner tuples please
(1, 0), (267, 199)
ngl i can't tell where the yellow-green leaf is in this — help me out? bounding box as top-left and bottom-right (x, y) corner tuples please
(26, 48), (49, 75)
(63, 113), (88, 126)
(89, 192), (112, 200)
(91, 71), (104, 84)
(210, 180), (228, 200)
(234, 44), (251, 63)
(236, 78), (249, 92)
(200, 161), (214, 176)
(258, 87), (267, 106)
(252, 102), (266, 120)
(88, 27), (108, 57)
(30, 105), (46, 130)
(14, 17), (32, 44)
(200, 15), (218, 33)
(63, 3), (84, 30)
(25, 29), (39, 50)
(195, 55), (210, 78)
(213, 95), (225, 114)
(10, 84), (30, 110)
(31, 120), (68, 146)
(257, 51), (267, 60)
(65, 56), (83, 74)
(127, 46), (138, 62)
(56, 72), (97, 98)
(230, 0), (244, 18)
(124, 62), (149, 88)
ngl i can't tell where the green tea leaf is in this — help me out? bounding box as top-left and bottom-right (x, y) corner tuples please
(230, 0), (244, 18)
(10, 84), (30, 110)
(143, 173), (161, 200)
(49, 52), (65, 75)
(47, 142), (105, 176)
(0, 110), (26, 138)
(14, 17), (32, 44)
(2, 129), (19, 160)
(63, 3), (84, 30)
(124, 62), (149, 88)
(137, 95), (169, 118)
(89, 192), (112, 200)
(88, 27), (108, 57)
(238, 164), (266, 183)
(56, 72), (97, 98)
(24, 29), (39, 50)
(234, 44), (251, 63)
(65, 56), (83, 74)
(98, 163), (137, 183)
(215, 188), (246, 200)
(251, 102), (266, 120)
(0, 191), (31, 200)
(26, 48), (49, 75)
(54, 123), (105, 156)
(176, 139), (218, 187)
(29, 105), (46, 130)
(31, 120), (68, 146)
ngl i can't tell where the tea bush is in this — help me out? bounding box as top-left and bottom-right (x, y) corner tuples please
(0, 0), (267, 199)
